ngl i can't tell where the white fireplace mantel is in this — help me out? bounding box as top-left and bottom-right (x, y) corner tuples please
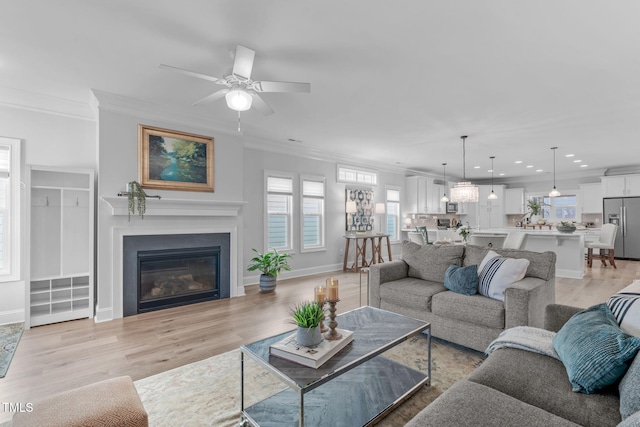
(100, 196), (247, 217)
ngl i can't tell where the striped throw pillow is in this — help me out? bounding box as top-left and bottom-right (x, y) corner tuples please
(478, 250), (529, 301)
(608, 280), (640, 337)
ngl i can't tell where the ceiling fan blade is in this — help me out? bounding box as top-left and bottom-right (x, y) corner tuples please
(159, 64), (225, 84)
(249, 92), (275, 116)
(193, 88), (229, 106)
(257, 81), (311, 93)
(232, 45), (255, 79)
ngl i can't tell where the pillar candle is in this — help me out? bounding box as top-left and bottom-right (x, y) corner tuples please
(314, 286), (326, 303)
(327, 278), (339, 300)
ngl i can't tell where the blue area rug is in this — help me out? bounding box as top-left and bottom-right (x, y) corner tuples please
(0, 322), (23, 378)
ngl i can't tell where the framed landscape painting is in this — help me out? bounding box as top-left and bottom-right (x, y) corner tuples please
(138, 125), (214, 192)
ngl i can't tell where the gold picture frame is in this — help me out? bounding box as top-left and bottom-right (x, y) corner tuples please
(138, 125), (214, 192)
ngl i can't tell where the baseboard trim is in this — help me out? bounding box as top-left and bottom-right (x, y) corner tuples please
(556, 268), (584, 279)
(94, 307), (113, 323)
(0, 309), (25, 326)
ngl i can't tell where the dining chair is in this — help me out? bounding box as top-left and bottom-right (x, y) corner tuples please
(586, 223), (618, 268)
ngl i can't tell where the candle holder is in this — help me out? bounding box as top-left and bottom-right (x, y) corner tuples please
(324, 299), (342, 341)
(319, 302), (329, 333)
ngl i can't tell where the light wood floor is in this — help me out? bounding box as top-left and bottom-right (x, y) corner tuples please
(2, 260), (639, 423)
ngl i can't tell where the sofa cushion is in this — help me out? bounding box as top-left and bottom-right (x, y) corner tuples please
(553, 303), (640, 394)
(405, 380), (581, 427)
(432, 291), (505, 329)
(444, 264), (478, 295)
(607, 280), (640, 337)
(478, 250), (529, 302)
(379, 277), (446, 312)
(620, 353), (640, 420)
(403, 243), (464, 283)
(468, 348), (621, 427)
(463, 244), (556, 281)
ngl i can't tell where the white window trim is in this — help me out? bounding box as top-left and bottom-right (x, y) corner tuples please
(0, 137), (21, 282)
(264, 170), (296, 253)
(386, 185), (401, 243)
(337, 164), (378, 186)
(300, 175), (326, 253)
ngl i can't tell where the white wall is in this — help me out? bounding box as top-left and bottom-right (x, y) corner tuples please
(242, 147), (405, 285)
(0, 105), (96, 324)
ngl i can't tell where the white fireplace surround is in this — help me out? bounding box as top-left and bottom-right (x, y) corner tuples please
(99, 197), (246, 321)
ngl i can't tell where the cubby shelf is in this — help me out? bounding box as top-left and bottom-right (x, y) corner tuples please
(26, 166), (95, 328)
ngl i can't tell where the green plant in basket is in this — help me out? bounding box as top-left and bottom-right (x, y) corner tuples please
(290, 301), (325, 329)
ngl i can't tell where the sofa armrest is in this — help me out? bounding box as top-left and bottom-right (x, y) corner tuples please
(544, 304), (583, 332)
(368, 260), (409, 308)
(504, 277), (555, 329)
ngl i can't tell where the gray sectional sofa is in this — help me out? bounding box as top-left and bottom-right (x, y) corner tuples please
(406, 304), (633, 427)
(368, 242), (556, 352)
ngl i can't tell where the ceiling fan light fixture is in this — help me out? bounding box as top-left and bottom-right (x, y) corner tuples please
(225, 87), (252, 111)
(450, 135), (479, 203)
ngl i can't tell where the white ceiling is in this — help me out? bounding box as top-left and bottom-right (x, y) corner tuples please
(2, 1), (640, 181)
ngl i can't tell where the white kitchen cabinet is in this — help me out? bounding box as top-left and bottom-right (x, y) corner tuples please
(478, 185), (505, 228)
(602, 175), (640, 197)
(580, 183), (603, 214)
(505, 188), (525, 214)
(26, 166), (94, 328)
(405, 176), (445, 214)
(426, 180), (445, 214)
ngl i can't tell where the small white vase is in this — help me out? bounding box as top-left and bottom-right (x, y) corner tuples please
(296, 325), (322, 347)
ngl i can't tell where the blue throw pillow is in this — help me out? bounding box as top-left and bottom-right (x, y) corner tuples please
(444, 264), (478, 296)
(553, 303), (640, 394)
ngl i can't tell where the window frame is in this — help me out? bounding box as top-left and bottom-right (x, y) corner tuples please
(527, 192), (579, 223)
(264, 171), (295, 253)
(299, 175), (326, 253)
(0, 137), (21, 282)
(386, 185), (401, 243)
(337, 164), (378, 186)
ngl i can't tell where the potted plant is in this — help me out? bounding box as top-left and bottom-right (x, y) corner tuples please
(457, 225), (470, 242)
(525, 199), (546, 223)
(247, 248), (292, 292)
(290, 301), (325, 347)
(127, 180), (147, 220)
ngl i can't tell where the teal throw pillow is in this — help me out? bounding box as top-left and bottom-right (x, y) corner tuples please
(444, 264), (478, 296)
(553, 303), (640, 394)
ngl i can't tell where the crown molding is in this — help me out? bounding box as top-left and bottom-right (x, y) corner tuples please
(0, 86), (95, 121)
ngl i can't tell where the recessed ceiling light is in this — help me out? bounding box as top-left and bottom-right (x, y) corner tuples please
(488, 169), (493, 173)
(566, 154), (575, 157)
(526, 165), (533, 168)
(515, 160), (523, 164)
(580, 164), (588, 168)
(536, 169), (543, 172)
(474, 166), (480, 169)
(499, 173), (505, 176)
(573, 159), (582, 163)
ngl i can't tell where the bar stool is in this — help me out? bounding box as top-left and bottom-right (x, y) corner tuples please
(502, 232), (527, 250)
(586, 223), (618, 268)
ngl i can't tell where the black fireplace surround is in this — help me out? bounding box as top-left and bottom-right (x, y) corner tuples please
(123, 233), (230, 317)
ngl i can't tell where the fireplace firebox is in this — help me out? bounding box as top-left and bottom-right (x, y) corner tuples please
(137, 247), (220, 313)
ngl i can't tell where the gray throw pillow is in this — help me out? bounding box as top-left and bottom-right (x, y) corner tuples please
(403, 244), (464, 283)
(620, 354), (640, 420)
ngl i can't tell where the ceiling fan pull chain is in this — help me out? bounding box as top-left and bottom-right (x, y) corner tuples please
(237, 111), (242, 133)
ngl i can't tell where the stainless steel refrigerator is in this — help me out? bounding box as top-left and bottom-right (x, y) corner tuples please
(603, 197), (640, 260)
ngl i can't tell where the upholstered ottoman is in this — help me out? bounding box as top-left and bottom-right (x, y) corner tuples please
(12, 376), (148, 427)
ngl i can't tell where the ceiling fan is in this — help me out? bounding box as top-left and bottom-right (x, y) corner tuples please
(159, 45), (311, 116)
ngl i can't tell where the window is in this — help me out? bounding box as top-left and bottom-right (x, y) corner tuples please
(337, 164), (378, 185)
(266, 173), (294, 251)
(543, 195), (578, 221)
(386, 187), (401, 241)
(300, 176), (326, 252)
(0, 138), (20, 281)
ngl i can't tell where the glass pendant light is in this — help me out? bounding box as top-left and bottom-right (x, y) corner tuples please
(450, 135), (479, 203)
(440, 163), (449, 202)
(488, 156), (498, 200)
(549, 147), (561, 197)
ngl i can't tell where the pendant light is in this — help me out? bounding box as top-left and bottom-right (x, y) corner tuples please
(440, 163), (449, 202)
(488, 156), (498, 200)
(450, 135), (479, 203)
(549, 147), (561, 197)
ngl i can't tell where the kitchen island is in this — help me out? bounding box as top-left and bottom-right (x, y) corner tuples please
(470, 229), (586, 279)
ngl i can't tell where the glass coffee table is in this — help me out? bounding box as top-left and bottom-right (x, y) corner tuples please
(240, 306), (430, 426)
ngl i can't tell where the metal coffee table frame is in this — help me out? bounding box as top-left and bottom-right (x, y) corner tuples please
(240, 306), (431, 427)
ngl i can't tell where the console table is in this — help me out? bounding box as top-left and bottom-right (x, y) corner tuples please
(342, 234), (392, 273)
